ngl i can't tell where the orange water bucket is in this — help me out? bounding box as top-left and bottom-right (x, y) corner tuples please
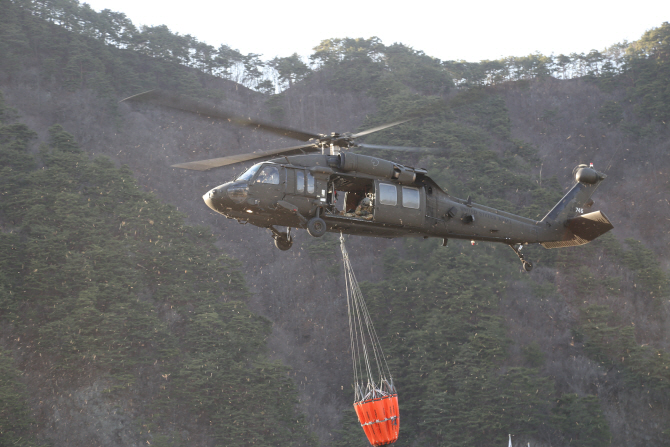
(353, 394), (399, 446)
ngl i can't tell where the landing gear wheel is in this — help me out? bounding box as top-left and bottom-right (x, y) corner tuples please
(307, 217), (327, 237)
(509, 244), (533, 273)
(274, 235), (293, 251)
(270, 226), (293, 250)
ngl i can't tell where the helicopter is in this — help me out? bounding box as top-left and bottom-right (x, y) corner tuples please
(123, 90), (614, 271)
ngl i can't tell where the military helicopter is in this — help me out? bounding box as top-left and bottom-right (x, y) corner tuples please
(123, 90), (614, 271)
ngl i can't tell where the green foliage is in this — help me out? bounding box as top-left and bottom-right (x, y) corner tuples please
(539, 108), (559, 124)
(0, 117), (313, 444)
(301, 21), (670, 136)
(330, 407), (370, 447)
(310, 38), (453, 98)
(508, 138), (539, 161)
(557, 231), (669, 444)
(0, 123), (37, 173)
(530, 280), (557, 299)
(552, 394), (611, 446)
(579, 305), (670, 395)
(0, 0), (274, 104)
(11, 5), (670, 444)
(304, 233), (340, 277)
(557, 233), (669, 303)
(0, 348), (43, 446)
(422, 366), (554, 446)
(601, 276), (622, 295)
(576, 266), (598, 294)
(311, 36), (383, 66)
(356, 242), (574, 446)
(269, 53), (311, 89)
(310, 37), (386, 92)
(265, 92), (286, 121)
(575, 302), (670, 441)
(598, 101), (624, 127)
(169, 317), (311, 445)
(522, 342), (546, 367)
(621, 239), (669, 300)
(0, 2), (30, 76)
(47, 124), (81, 153)
(382, 43), (453, 95)
(625, 22), (670, 122)
(319, 41), (621, 442)
(8, 0), (670, 119)
(304, 232), (339, 257)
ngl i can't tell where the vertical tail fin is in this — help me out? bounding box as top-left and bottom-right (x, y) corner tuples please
(541, 165), (605, 224)
(540, 165), (613, 248)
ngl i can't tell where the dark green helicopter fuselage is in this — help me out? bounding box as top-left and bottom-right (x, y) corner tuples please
(203, 153), (613, 255)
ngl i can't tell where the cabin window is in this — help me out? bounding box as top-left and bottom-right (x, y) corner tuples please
(402, 187), (420, 209)
(296, 170), (304, 192)
(378, 183), (397, 206)
(307, 172), (315, 194)
(257, 166), (279, 185)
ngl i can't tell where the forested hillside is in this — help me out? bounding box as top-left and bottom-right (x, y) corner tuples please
(1, 1), (669, 446)
(0, 96), (314, 446)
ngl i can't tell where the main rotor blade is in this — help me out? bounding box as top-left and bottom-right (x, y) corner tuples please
(356, 143), (440, 153)
(122, 90), (321, 142)
(171, 143), (319, 171)
(351, 118), (414, 138)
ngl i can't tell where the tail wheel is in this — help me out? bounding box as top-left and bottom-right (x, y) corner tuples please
(307, 217), (327, 237)
(523, 261), (533, 272)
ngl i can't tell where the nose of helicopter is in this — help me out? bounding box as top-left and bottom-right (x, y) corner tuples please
(202, 182), (249, 212)
(203, 184), (229, 212)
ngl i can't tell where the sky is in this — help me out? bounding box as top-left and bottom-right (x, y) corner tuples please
(81, 0), (669, 63)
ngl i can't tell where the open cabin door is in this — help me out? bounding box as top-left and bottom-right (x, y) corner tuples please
(373, 180), (425, 227)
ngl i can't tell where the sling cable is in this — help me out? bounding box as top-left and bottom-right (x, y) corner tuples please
(340, 234), (399, 446)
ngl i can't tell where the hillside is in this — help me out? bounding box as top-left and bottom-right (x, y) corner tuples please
(1, 1), (670, 446)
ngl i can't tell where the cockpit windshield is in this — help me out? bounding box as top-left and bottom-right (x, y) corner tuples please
(235, 163), (263, 182)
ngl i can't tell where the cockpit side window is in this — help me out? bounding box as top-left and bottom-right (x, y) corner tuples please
(256, 166), (280, 185)
(236, 163), (262, 182)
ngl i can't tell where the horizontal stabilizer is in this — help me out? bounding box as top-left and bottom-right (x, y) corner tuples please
(541, 211), (613, 249)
